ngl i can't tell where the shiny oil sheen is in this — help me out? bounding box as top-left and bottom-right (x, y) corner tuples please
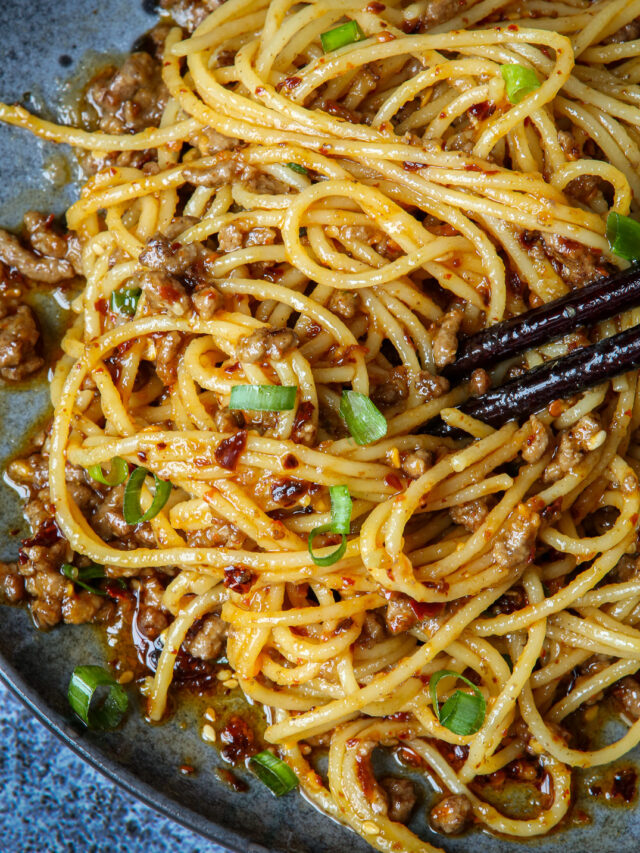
(0, 2), (638, 852)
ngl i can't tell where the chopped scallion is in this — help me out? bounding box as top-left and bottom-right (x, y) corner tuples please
(308, 485), (352, 567)
(229, 384), (297, 411)
(123, 466), (172, 525)
(61, 562), (106, 596)
(286, 162), (308, 176)
(87, 456), (129, 486)
(110, 286), (142, 316)
(249, 750), (298, 796)
(320, 20), (365, 53)
(501, 64), (541, 104)
(606, 212), (640, 262)
(340, 390), (387, 445)
(68, 665), (128, 729)
(429, 670), (486, 736)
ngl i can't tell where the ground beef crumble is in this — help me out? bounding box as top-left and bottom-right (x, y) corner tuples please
(87, 52), (168, 134)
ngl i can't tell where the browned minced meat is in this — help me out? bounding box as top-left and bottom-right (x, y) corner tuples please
(140, 270), (192, 317)
(192, 286), (222, 319)
(217, 222), (277, 253)
(185, 522), (245, 549)
(539, 233), (612, 288)
(213, 407), (242, 433)
(615, 677), (640, 718)
(161, 0), (222, 31)
(154, 331), (185, 386)
(91, 483), (154, 549)
(0, 227), (74, 283)
(87, 52), (168, 134)
(491, 505), (541, 569)
(328, 289), (360, 319)
(235, 326), (298, 363)
(522, 415), (551, 464)
(137, 575), (170, 639)
(571, 414), (603, 450)
(565, 175), (606, 207)
(0, 304), (43, 381)
(432, 308), (463, 370)
(401, 449), (432, 479)
(139, 234), (201, 276)
(414, 370), (450, 402)
(183, 613), (227, 660)
(604, 17), (640, 44)
(372, 366), (410, 408)
(385, 595), (419, 634)
(380, 777), (418, 824)
(218, 223), (244, 253)
(468, 368), (490, 397)
(23, 211), (82, 274)
(543, 416), (601, 483)
(450, 498), (489, 532)
(429, 794), (472, 835)
(544, 431), (582, 483)
(0, 561), (25, 603)
(17, 516), (112, 629)
(404, 0), (463, 32)
(357, 610), (388, 648)
(182, 155), (260, 192)
(189, 125), (240, 156)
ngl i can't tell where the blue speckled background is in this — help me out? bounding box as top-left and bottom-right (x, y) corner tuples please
(0, 678), (226, 853)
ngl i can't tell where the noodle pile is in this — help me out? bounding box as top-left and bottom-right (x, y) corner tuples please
(4, 0), (640, 848)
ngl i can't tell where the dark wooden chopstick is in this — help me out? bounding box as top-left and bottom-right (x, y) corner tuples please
(441, 264), (640, 385)
(424, 323), (640, 437)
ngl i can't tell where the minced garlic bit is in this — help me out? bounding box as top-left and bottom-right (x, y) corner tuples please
(223, 678), (239, 689)
(139, 676), (154, 697)
(204, 706), (217, 722)
(202, 723), (217, 743)
(362, 821), (379, 835)
(118, 670), (134, 685)
(217, 668), (233, 681)
(585, 429), (607, 451)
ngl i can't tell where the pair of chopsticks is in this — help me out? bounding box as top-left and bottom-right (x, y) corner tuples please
(424, 265), (640, 436)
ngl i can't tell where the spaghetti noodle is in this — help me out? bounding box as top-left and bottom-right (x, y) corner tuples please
(4, 0), (640, 848)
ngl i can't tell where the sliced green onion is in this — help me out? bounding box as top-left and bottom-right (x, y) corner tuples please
(62, 562), (107, 596)
(110, 286), (142, 316)
(308, 485), (352, 567)
(340, 390), (387, 445)
(430, 670), (486, 736)
(249, 750), (298, 796)
(229, 384), (297, 411)
(501, 64), (540, 104)
(606, 212), (640, 262)
(328, 485), (352, 534)
(68, 665), (128, 729)
(321, 20), (365, 53)
(87, 456), (129, 486)
(286, 162), (308, 175)
(123, 466), (172, 525)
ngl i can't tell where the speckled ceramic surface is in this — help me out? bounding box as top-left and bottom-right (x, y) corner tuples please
(0, 3), (639, 852)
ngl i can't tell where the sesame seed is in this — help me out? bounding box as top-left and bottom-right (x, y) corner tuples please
(202, 724), (217, 743)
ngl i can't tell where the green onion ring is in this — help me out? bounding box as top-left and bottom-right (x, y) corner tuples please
(123, 466), (172, 525)
(87, 456), (129, 486)
(68, 665), (128, 729)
